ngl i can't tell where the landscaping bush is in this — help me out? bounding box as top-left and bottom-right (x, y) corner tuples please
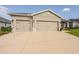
(1, 27), (7, 32)
(1, 26), (12, 32)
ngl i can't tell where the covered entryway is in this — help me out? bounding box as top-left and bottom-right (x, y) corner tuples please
(35, 20), (58, 31)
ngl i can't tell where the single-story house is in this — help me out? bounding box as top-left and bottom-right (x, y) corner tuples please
(68, 19), (79, 28)
(62, 19), (79, 28)
(9, 9), (65, 32)
(0, 17), (11, 28)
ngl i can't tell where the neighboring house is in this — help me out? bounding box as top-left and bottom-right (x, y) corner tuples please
(63, 19), (79, 28)
(69, 19), (79, 28)
(9, 9), (65, 32)
(0, 17), (11, 28)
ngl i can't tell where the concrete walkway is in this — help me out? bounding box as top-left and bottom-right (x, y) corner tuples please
(0, 31), (79, 54)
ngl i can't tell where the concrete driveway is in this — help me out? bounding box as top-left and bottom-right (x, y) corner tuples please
(0, 31), (79, 54)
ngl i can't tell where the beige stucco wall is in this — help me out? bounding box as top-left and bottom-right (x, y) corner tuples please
(33, 11), (62, 31)
(33, 11), (61, 21)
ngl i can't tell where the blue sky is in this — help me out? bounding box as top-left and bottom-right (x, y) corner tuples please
(0, 5), (79, 20)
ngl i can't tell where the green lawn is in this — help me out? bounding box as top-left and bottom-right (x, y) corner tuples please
(65, 28), (79, 37)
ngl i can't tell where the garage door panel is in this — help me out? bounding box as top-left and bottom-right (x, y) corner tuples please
(16, 21), (30, 32)
(36, 22), (57, 31)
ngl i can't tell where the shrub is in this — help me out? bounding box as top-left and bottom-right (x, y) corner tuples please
(1, 27), (6, 32)
(1, 26), (12, 32)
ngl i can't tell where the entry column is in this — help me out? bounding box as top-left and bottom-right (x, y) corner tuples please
(33, 19), (37, 32)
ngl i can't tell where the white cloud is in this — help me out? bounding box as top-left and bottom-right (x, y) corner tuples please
(62, 8), (71, 12)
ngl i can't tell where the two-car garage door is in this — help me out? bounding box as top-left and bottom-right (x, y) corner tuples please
(36, 21), (58, 31)
(15, 20), (58, 32)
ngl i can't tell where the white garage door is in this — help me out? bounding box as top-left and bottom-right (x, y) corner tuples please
(16, 21), (30, 32)
(36, 21), (58, 31)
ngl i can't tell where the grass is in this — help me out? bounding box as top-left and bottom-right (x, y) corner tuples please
(65, 28), (79, 37)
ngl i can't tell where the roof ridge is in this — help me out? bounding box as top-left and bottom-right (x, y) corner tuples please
(32, 9), (65, 19)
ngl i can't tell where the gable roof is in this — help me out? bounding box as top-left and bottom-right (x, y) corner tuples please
(9, 9), (65, 20)
(32, 9), (64, 20)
